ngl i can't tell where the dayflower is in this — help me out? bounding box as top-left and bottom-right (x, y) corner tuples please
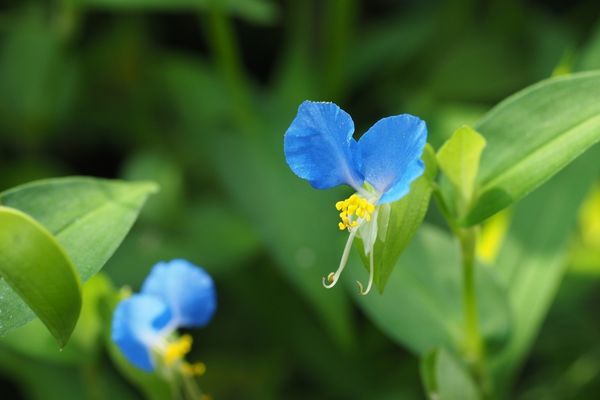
(284, 101), (427, 295)
(111, 259), (216, 374)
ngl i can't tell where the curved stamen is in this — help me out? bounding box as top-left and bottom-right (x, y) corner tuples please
(323, 228), (359, 288)
(356, 247), (374, 295)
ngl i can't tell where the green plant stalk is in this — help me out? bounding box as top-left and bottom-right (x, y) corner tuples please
(459, 227), (489, 394)
(205, 0), (255, 129)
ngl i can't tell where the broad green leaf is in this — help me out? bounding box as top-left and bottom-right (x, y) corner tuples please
(357, 144), (437, 292)
(437, 125), (486, 211)
(0, 177), (157, 335)
(349, 224), (511, 356)
(420, 348), (480, 400)
(0, 207), (81, 347)
(465, 71), (600, 225)
(488, 145), (600, 393)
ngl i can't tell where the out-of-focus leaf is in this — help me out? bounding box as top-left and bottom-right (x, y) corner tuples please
(420, 348), (480, 400)
(0, 177), (157, 334)
(465, 72), (600, 225)
(0, 8), (77, 138)
(105, 200), (260, 286)
(488, 146), (600, 392)
(426, 103), (487, 149)
(121, 151), (185, 226)
(357, 145), (437, 292)
(349, 224), (511, 356)
(437, 126), (486, 211)
(576, 18), (600, 71)
(346, 12), (435, 91)
(0, 207), (81, 346)
(156, 54), (230, 130)
(428, 34), (531, 101)
(211, 123), (354, 348)
(83, 0), (278, 24)
(0, 344), (137, 400)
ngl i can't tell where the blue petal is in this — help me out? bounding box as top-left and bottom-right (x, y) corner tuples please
(141, 259), (217, 328)
(378, 159), (424, 203)
(111, 294), (172, 372)
(284, 101), (363, 190)
(356, 114), (427, 203)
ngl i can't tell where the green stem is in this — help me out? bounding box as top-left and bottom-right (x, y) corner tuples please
(459, 227), (489, 395)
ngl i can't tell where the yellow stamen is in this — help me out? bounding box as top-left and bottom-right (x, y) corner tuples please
(164, 334), (193, 366)
(334, 193), (376, 230)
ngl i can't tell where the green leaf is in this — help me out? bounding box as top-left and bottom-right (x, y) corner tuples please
(488, 145), (600, 393)
(0, 177), (157, 335)
(420, 348), (481, 400)
(211, 124), (355, 349)
(0, 207), (81, 347)
(465, 71), (600, 225)
(349, 224), (511, 356)
(437, 125), (486, 212)
(357, 144), (437, 292)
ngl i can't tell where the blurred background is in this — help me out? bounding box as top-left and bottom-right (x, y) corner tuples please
(0, 0), (600, 399)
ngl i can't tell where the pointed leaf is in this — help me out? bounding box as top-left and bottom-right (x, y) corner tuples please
(0, 177), (157, 335)
(465, 71), (600, 225)
(0, 207), (81, 346)
(437, 125), (486, 211)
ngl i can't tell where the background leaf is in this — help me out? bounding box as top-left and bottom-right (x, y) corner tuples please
(420, 348), (481, 400)
(465, 71), (600, 225)
(349, 224), (511, 356)
(0, 177), (156, 335)
(0, 207), (81, 347)
(487, 145), (600, 394)
(211, 124), (355, 349)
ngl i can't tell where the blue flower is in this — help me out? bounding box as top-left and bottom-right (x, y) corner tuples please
(284, 101), (427, 294)
(111, 259), (216, 372)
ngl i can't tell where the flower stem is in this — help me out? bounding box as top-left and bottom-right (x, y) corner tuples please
(459, 228), (487, 389)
